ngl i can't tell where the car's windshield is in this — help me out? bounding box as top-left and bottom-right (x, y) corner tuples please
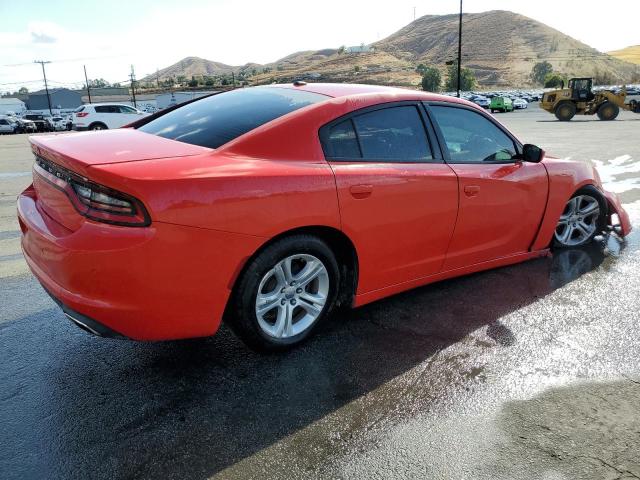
(138, 87), (328, 149)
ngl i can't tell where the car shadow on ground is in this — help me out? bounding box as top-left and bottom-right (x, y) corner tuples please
(0, 236), (625, 479)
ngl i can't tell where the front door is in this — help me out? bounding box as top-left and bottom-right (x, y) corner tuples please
(322, 102), (459, 294)
(426, 103), (549, 271)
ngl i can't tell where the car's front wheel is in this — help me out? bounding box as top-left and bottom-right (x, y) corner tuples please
(227, 235), (340, 351)
(89, 122), (107, 131)
(554, 187), (607, 248)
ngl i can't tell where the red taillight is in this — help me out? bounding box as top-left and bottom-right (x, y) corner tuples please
(76, 112), (89, 117)
(33, 157), (151, 227)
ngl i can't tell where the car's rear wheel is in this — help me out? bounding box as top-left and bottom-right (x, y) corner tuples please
(227, 235), (340, 351)
(554, 187), (607, 248)
(89, 122), (107, 130)
(555, 102), (576, 121)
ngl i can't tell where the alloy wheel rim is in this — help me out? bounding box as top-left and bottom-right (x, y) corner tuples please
(255, 254), (329, 339)
(554, 194), (600, 246)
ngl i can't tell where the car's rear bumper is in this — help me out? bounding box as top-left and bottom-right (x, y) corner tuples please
(71, 125), (89, 131)
(17, 184), (265, 340)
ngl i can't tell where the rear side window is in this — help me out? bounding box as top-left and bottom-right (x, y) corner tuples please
(354, 106), (431, 161)
(138, 88), (328, 149)
(74, 106), (85, 113)
(326, 120), (360, 158)
(323, 105), (432, 162)
(95, 105), (119, 113)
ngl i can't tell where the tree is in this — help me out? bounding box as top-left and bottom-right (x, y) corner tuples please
(204, 77), (215, 86)
(188, 76), (199, 87)
(544, 72), (566, 88)
(337, 45), (346, 55)
(177, 75), (187, 84)
(87, 78), (109, 88)
(18, 87), (29, 94)
(354, 65), (360, 73)
(415, 63), (428, 76)
(420, 66), (441, 92)
(444, 61), (476, 91)
(530, 61), (553, 85)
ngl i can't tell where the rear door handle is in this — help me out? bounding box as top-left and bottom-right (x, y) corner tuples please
(349, 184), (373, 199)
(464, 185), (480, 197)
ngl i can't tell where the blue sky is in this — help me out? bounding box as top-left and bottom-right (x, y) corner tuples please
(1, 0), (638, 93)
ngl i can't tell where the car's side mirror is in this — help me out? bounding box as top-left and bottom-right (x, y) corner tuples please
(521, 144), (544, 163)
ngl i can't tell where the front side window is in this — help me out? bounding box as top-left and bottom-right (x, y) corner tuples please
(429, 106), (517, 163)
(323, 105), (432, 162)
(138, 87), (328, 149)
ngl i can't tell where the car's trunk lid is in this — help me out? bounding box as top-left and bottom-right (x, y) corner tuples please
(30, 128), (211, 176)
(29, 129), (210, 231)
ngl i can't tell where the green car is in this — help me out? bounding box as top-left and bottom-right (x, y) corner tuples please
(490, 96), (513, 113)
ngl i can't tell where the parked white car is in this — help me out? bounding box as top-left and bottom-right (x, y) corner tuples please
(513, 98), (528, 109)
(50, 116), (68, 131)
(471, 95), (490, 108)
(72, 103), (148, 131)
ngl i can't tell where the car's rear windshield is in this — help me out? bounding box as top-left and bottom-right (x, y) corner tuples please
(137, 87), (328, 149)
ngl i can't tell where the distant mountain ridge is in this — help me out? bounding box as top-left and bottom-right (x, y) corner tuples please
(608, 45), (640, 66)
(142, 11), (640, 88)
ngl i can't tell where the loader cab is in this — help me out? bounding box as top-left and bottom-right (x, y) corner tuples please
(569, 78), (595, 102)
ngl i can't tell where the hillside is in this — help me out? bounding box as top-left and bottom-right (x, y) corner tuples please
(143, 11), (640, 88)
(143, 56), (237, 82)
(608, 45), (640, 65)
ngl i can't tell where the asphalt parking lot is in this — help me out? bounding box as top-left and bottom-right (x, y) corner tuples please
(1, 105), (640, 480)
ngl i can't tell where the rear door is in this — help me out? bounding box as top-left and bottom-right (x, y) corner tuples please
(322, 102), (459, 294)
(426, 103), (548, 271)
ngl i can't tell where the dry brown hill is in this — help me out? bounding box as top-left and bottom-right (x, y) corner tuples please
(608, 45), (640, 65)
(142, 56), (236, 82)
(143, 11), (640, 88)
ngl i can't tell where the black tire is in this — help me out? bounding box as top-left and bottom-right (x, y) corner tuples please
(491, 109), (495, 113)
(555, 102), (576, 121)
(553, 185), (608, 248)
(596, 102), (619, 121)
(89, 122), (108, 131)
(227, 235), (340, 351)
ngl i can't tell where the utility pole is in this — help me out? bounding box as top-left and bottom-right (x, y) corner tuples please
(34, 60), (52, 114)
(83, 65), (92, 104)
(156, 69), (160, 89)
(231, 71), (236, 88)
(456, 0), (463, 98)
(130, 65), (137, 108)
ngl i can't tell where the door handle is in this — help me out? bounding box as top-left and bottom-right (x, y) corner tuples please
(464, 185), (480, 197)
(349, 184), (373, 199)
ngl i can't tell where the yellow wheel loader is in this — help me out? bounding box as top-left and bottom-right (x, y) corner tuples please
(540, 78), (640, 121)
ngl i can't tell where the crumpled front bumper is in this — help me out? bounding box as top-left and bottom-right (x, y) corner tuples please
(603, 190), (632, 237)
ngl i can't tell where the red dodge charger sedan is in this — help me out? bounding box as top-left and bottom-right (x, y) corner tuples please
(17, 83), (631, 350)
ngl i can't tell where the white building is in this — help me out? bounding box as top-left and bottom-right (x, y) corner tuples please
(346, 45), (375, 54)
(0, 98), (26, 115)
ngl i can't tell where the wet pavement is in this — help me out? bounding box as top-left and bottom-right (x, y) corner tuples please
(1, 107), (640, 479)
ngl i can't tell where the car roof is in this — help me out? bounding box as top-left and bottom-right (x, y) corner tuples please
(86, 103), (136, 107)
(268, 82), (473, 106)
